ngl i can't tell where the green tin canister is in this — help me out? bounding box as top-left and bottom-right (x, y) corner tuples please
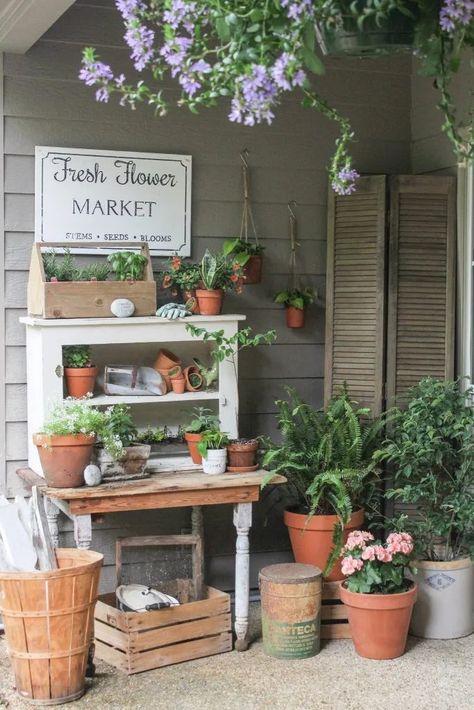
(259, 563), (322, 659)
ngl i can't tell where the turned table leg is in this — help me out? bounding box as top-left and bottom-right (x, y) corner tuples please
(73, 514), (92, 549)
(233, 502), (252, 651)
(44, 497), (61, 548)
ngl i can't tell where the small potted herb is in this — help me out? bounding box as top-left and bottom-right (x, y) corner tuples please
(94, 404), (151, 481)
(63, 345), (98, 399)
(196, 250), (243, 315)
(161, 256), (201, 312)
(340, 531), (416, 659)
(107, 251), (148, 281)
(274, 287), (315, 328)
(223, 238), (265, 285)
(184, 407), (220, 464)
(198, 430), (229, 475)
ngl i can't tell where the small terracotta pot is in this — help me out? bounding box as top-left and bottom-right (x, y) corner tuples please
(243, 255), (263, 285)
(156, 368), (172, 392)
(184, 432), (203, 464)
(183, 289), (200, 314)
(154, 348), (180, 371)
(340, 583), (417, 659)
(33, 433), (96, 488)
(196, 289), (224, 315)
(286, 306), (305, 328)
(284, 508), (365, 581)
(171, 376), (186, 394)
(183, 366), (203, 392)
(227, 439), (258, 471)
(64, 366), (98, 399)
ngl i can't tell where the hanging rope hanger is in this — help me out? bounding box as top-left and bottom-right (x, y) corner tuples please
(239, 148), (259, 245)
(287, 200), (301, 291)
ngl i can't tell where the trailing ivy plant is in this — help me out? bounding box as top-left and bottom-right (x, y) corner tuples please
(262, 387), (386, 574)
(373, 377), (474, 562)
(274, 287), (315, 311)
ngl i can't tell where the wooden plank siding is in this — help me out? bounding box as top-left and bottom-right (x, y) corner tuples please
(1, 0), (412, 590)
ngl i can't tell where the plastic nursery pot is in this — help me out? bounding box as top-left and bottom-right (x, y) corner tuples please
(171, 375), (186, 394)
(227, 439), (259, 472)
(154, 348), (181, 371)
(195, 289), (224, 315)
(283, 508), (365, 582)
(202, 448), (227, 475)
(184, 432), (203, 464)
(183, 289), (200, 314)
(64, 366), (98, 398)
(33, 433), (96, 488)
(409, 558), (474, 639)
(183, 366), (204, 392)
(243, 255), (263, 285)
(340, 583), (417, 660)
(286, 306), (305, 329)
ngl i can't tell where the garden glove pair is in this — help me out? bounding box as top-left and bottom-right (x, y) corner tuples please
(156, 302), (192, 320)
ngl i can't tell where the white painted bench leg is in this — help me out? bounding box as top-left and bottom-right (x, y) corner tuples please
(74, 514), (92, 549)
(44, 497), (61, 548)
(233, 502), (252, 651)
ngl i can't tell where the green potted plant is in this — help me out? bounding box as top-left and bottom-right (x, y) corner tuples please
(262, 388), (384, 580)
(339, 530), (416, 659)
(63, 345), (98, 399)
(223, 238), (265, 285)
(274, 287), (315, 328)
(161, 256), (201, 313)
(32, 399), (123, 488)
(374, 377), (474, 639)
(94, 404), (151, 480)
(197, 430), (230, 475)
(107, 251), (148, 281)
(195, 250), (243, 315)
(183, 407), (220, 464)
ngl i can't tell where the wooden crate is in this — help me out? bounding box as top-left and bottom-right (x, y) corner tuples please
(320, 581), (351, 639)
(94, 585), (232, 674)
(28, 242), (156, 318)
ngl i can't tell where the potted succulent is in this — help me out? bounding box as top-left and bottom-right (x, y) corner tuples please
(107, 251), (148, 281)
(184, 407), (220, 464)
(340, 530), (416, 659)
(374, 377), (474, 639)
(223, 239), (265, 285)
(161, 256), (201, 313)
(94, 404), (151, 481)
(274, 287), (315, 328)
(32, 398), (123, 488)
(63, 345), (98, 399)
(195, 250), (243, 315)
(198, 430), (230, 475)
(262, 388), (385, 580)
(227, 439), (259, 473)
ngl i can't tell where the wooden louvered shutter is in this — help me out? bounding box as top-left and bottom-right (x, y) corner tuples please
(386, 176), (456, 407)
(324, 175), (387, 415)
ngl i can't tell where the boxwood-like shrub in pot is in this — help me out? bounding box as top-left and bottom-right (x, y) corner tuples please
(262, 388), (385, 580)
(374, 377), (474, 639)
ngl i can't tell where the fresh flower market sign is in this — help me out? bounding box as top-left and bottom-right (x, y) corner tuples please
(35, 146), (192, 255)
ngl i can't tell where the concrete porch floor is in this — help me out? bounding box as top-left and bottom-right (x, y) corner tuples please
(0, 603), (472, 710)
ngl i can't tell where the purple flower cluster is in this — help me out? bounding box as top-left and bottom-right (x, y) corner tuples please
(229, 64), (277, 126)
(440, 0), (474, 32)
(272, 52), (306, 90)
(116, 0), (145, 21)
(116, 0), (154, 71)
(280, 0), (315, 22)
(160, 37), (193, 77)
(79, 59), (114, 101)
(163, 0), (197, 33)
(332, 166), (360, 195)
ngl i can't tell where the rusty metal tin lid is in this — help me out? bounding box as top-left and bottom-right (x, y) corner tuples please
(259, 563), (322, 584)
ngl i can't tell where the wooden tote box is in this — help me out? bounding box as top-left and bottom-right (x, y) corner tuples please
(27, 242), (156, 318)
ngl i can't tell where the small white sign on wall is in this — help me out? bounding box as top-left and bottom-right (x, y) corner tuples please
(35, 146), (192, 255)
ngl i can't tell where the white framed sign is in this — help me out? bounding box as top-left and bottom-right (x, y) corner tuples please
(35, 146), (192, 255)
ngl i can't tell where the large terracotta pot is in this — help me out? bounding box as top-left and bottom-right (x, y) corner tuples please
(184, 432), (203, 464)
(196, 289), (224, 315)
(64, 366), (98, 398)
(340, 583), (417, 659)
(284, 508), (365, 581)
(33, 433), (95, 488)
(286, 306), (305, 328)
(243, 255), (263, 285)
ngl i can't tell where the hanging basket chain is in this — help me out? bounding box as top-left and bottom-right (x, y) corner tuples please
(288, 200), (300, 291)
(239, 149), (259, 246)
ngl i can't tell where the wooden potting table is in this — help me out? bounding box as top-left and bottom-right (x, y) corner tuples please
(17, 468), (285, 651)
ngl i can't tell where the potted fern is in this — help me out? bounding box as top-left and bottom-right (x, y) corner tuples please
(262, 388), (384, 580)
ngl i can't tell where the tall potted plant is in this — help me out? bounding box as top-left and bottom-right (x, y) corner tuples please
(374, 377), (474, 639)
(63, 345), (98, 398)
(183, 407), (220, 464)
(274, 287), (315, 328)
(196, 250), (243, 315)
(262, 388), (384, 580)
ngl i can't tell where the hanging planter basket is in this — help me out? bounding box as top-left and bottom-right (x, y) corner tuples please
(317, 9), (417, 58)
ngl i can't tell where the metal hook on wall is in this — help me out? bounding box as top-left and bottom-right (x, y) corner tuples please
(240, 148), (249, 168)
(287, 199), (297, 220)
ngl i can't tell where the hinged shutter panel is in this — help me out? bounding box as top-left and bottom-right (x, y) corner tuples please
(324, 175), (387, 414)
(386, 176), (456, 406)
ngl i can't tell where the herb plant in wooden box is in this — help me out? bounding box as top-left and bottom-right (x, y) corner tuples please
(28, 242), (156, 318)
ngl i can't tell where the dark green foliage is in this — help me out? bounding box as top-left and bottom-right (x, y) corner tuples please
(43, 249), (79, 281)
(107, 251), (148, 281)
(273, 287), (315, 310)
(63, 345), (92, 368)
(101, 404), (137, 448)
(184, 407), (220, 434)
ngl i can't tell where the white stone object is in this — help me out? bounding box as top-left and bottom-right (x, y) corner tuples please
(84, 464), (102, 486)
(111, 298), (135, 318)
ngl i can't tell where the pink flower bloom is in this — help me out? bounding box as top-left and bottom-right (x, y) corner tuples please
(361, 545), (376, 561)
(373, 545), (393, 563)
(344, 530), (374, 552)
(386, 532), (413, 556)
(341, 556), (364, 576)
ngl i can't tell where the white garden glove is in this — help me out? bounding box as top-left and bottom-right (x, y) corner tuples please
(156, 303), (192, 320)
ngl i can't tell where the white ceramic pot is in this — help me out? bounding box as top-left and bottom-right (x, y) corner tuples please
(410, 557), (474, 639)
(202, 448), (227, 475)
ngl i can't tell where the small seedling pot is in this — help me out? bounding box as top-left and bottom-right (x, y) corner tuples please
(184, 432), (203, 464)
(202, 448), (227, 475)
(183, 289), (200, 314)
(64, 366), (98, 398)
(286, 306), (305, 328)
(171, 375), (186, 394)
(196, 289), (224, 315)
(227, 439), (259, 472)
(33, 433), (96, 488)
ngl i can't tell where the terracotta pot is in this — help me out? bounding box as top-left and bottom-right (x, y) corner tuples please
(154, 348), (180, 371)
(196, 289), (224, 315)
(340, 583), (417, 659)
(227, 439), (258, 471)
(284, 508), (365, 581)
(156, 368), (171, 392)
(286, 306), (305, 328)
(184, 432), (203, 464)
(243, 255), (263, 285)
(183, 289), (200, 314)
(33, 433), (95, 488)
(64, 366), (98, 399)
(183, 366), (204, 392)
(171, 375), (186, 394)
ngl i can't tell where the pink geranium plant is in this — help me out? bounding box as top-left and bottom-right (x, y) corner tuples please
(341, 530), (414, 595)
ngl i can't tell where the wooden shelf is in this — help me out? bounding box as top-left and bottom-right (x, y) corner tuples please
(81, 391), (221, 406)
(20, 314), (247, 327)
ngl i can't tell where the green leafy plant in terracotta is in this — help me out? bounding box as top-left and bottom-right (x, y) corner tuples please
(222, 238), (265, 267)
(274, 287), (315, 310)
(63, 345), (92, 369)
(184, 407), (220, 434)
(199, 250), (243, 292)
(107, 251), (148, 281)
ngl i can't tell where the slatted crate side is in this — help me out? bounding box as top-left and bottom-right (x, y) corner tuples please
(320, 581), (351, 640)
